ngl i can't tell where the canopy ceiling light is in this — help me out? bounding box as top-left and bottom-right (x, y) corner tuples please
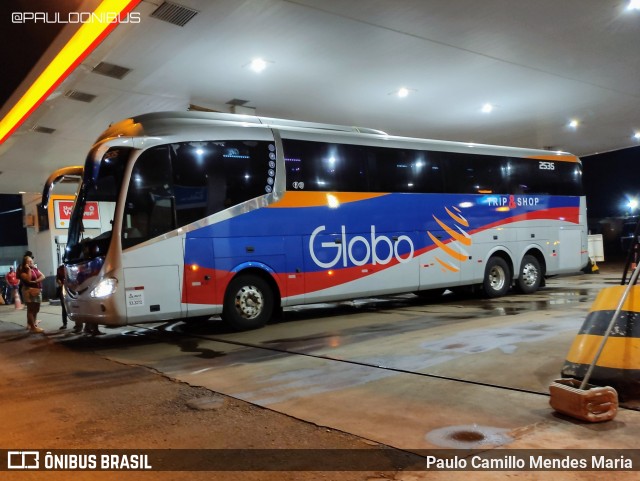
(389, 87), (416, 98)
(627, 0), (640, 11)
(481, 103), (494, 113)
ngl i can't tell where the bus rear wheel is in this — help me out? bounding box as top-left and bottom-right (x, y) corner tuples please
(516, 255), (542, 294)
(482, 256), (511, 298)
(222, 274), (273, 331)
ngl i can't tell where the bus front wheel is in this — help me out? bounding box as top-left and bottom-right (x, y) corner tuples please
(482, 257), (511, 298)
(222, 274), (273, 331)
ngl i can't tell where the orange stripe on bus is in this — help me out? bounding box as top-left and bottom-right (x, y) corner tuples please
(435, 257), (459, 272)
(525, 154), (579, 163)
(445, 207), (469, 227)
(433, 215), (472, 246)
(428, 232), (468, 261)
(268, 191), (388, 208)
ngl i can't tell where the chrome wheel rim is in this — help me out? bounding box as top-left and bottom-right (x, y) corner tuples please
(521, 263), (538, 287)
(489, 265), (506, 291)
(234, 285), (264, 319)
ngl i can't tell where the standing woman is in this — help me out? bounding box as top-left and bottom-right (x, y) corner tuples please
(19, 255), (45, 333)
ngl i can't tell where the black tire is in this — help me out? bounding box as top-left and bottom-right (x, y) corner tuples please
(222, 274), (274, 331)
(482, 256), (511, 298)
(516, 255), (542, 294)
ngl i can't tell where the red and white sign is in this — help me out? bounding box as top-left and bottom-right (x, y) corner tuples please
(53, 200), (101, 229)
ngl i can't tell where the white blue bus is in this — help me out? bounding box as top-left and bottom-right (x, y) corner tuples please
(43, 112), (587, 330)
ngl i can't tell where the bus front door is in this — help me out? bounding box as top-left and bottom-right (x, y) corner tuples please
(123, 265), (183, 323)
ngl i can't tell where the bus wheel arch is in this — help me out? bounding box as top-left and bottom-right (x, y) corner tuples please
(222, 268), (280, 331)
(516, 250), (545, 294)
(482, 252), (513, 298)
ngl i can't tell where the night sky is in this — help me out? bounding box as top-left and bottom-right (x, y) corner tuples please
(582, 145), (640, 220)
(0, 1), (76, 108)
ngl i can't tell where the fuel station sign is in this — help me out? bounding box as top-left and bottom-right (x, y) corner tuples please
(53, 200), (101, 229)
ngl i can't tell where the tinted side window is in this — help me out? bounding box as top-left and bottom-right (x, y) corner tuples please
(283, 140), (446, 193)
(508, 159), (583, 195)
(283, 139), (368, 191)
(281, 140), (583, 196)
(170, 141), (275, 227)
(440, 152), (508, 194)
(122, 146), (175, 249)
(371, 147), (444, 193)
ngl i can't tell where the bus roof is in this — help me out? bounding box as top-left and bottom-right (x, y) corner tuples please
(97, 111), (580, 162)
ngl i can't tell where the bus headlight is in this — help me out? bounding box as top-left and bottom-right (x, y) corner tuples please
(90, 278), (118, 298)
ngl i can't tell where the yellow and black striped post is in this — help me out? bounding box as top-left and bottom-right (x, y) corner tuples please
(561, 285), (640, 401)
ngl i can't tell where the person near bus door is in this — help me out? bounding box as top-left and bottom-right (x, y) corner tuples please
(56, 264), (69, 330)
(19, 254), (45, 333)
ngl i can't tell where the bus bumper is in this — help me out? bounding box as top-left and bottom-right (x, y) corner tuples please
(66, 297), (127, 326)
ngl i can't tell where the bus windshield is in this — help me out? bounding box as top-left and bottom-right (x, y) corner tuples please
(65, 147), (130, 263)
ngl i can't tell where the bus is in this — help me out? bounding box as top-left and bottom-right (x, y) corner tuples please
(42, 111), (587, 331)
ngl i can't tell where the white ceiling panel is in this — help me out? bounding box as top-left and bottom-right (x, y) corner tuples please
(1, 0), (639, 193)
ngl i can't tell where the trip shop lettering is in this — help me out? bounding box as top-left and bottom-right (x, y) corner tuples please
(487, 195), (541, 207)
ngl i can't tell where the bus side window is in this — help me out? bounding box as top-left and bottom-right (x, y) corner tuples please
(371, 147), (409, 192)
(122, 146), (174, 249)
(149, 196), (176, 238)
(370, 147), (444, 193)
(282, 139), (369, 192)
(508, 159), (583, 196)
(171, 142), (216, 227)
(440, 152), (508, 194)
(171, 140), (272, 228)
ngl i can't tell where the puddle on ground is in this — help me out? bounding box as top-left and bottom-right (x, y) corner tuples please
(418, 317), (577, 355)
(426, 424), (513, 449)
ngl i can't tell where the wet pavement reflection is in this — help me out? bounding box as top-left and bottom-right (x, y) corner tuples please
(49, 270), (617, 399)
(20, 266), (640, 452)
